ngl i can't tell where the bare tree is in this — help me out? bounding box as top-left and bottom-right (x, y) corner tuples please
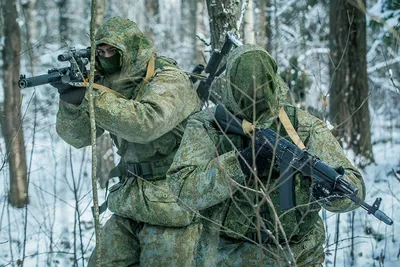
(243, 0), (255, 44)
(329, 0), (374, 164)
(180, 0), (198, 69)
(206, 0), (240, 49)
(196, 0), (209, 64)
(1, 0), (28, 207)
(20, 0), (37, 71)
(56, 0), (69, 44)
(144, 0), (159, 41)
(95, 0), (106, 29)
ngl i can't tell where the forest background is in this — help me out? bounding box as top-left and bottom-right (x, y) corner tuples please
(0, 0), (399, 266)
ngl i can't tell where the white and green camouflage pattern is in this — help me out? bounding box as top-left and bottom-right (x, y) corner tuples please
(167, 44), (366, 266)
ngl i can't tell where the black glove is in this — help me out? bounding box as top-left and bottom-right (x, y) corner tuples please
(51, 82), (86, 105)
(238, 132), (273, 178)
(312, 167), (345, 204)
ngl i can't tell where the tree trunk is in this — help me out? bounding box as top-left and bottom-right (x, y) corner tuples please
(180, 0), (198, 69)
(272, 0), (279, 58)
(1, 0), (28, 207)
(243, 0), (255, 44)
(57, 0), (68, 44)
(206, 0), (240, 49)
(144, 0), (159, 41)
(196, 0), (209, 63)
(255, 0), (271, 51)
(95, 0), (106, 30)
(264, 0), (273, 53)
(329, 0), (374, 163)
(20, 0), (37, 59)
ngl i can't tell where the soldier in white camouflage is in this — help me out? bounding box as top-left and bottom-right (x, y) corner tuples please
(167, 44), (366, 266)
(54, 17), (201, 266)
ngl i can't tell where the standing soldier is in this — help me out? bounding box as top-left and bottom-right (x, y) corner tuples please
(53, 17), (201, 266)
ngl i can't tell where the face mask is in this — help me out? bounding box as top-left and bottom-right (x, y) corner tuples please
(98, 52), (121, 75)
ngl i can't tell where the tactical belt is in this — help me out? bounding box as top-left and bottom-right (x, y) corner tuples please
(93, 158), (174, 217)
(108, 158), (174, 181)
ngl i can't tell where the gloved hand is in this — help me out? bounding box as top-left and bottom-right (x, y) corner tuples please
(50, 82), (86, 105)
(312, 167), (345, 204)
(238, 132), (274, 178)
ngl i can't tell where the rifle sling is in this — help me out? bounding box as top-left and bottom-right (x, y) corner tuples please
(135, 54), (156, 101)
(278, 107), (305, 149)
(72, 81), (127, 99)
(277, 107), (304, 211)
(75, 54), (157, 101)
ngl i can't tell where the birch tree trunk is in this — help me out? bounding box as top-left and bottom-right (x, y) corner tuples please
(329, 0), (374, 164)
(243, 0), (255, 44)
(1, 0), (28, 208)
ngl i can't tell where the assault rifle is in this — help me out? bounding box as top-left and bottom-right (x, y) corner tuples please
(18, 47), (91, 89)
(195, 32), (242, 103)
(214, 105), (393, 225)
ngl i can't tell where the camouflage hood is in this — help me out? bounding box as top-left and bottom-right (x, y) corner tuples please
(212, 44), (288, 121)
(95, 17), (153, 98)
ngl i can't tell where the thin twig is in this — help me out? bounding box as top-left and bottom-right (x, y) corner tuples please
(88, 1), (101, 266)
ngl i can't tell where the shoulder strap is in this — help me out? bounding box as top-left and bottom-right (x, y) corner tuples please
(73, 55), (157, 100)
(278, 107), (305, 149)
(134, 54), (156, 101)
(71, 81), (127, 99)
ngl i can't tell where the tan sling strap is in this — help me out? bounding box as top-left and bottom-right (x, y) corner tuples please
(242, 120), (255, 135)
(71, 81), (127, 99)
(72, 54), (157, 100)
(134, 54), (156, 101)
(278, 107), (305, 149)
(240, 108), (305, 149)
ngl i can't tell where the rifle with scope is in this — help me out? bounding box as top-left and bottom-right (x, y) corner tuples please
(18, 47), (91, 89)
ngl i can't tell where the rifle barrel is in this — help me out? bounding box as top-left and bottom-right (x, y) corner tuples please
(18, 72), (62, 89)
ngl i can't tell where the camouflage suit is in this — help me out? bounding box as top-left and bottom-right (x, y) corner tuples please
(56, 17), (201, 266)
(167, 45), (366, 266)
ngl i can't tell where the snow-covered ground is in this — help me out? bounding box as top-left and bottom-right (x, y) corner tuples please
(323, 115), (400, 266)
